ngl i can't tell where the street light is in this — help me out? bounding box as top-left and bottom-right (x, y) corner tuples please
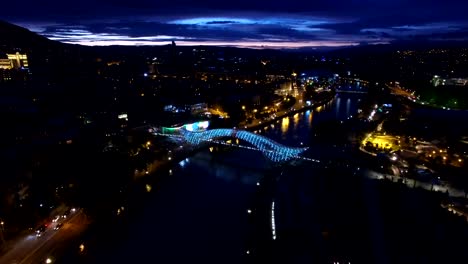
(79, 244), (85, 252)
(0, 220), (4, 244)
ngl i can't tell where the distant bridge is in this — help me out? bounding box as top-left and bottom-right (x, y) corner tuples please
(154, 128), (313, 163)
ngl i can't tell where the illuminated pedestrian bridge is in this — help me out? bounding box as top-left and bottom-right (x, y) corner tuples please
(181, 129), (309, 163)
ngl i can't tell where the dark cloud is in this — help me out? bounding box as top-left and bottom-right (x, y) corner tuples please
(416, 29), (468, 41)
(1, 0), (467, 48)
(256, 26), (319, 39)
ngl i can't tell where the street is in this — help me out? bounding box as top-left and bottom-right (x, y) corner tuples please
(0, 209), (88, 264)
(364, 169), (466, 198)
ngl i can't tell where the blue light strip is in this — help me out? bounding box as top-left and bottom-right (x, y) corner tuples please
(181, 129), (308, 162)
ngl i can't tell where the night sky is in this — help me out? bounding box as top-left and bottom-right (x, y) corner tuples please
(2, 0), (468, 49)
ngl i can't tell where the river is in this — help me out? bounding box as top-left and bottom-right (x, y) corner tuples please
(86, 92), (365, 264)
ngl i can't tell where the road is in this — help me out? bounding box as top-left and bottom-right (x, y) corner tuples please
(0, 209), (88, 264)
(387, 84), (415, 99)
(364, 169), (466, 198)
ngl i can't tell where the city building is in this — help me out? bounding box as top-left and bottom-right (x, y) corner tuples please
(266, 74), (286, 81)
(0, 59), (12, 69)
(6, 52), (28, 69)
(163, 103), (208, 114)
(445, 78), (468, 86)
(432, 75), (468, 87)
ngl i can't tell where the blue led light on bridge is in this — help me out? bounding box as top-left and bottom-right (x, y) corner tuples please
(181, 128), (308, 162)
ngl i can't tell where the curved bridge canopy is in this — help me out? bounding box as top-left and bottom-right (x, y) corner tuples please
(182, 129), (308, 162)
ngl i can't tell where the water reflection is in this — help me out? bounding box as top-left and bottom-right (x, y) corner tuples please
(265, 94), (362, 145)
(335, 97), (341, 118)
(346, 98), (351, 117)
(281, 117), (289, 135)
(305, 110), (313, 128)
(293, 113), (299, 130)
(178, 151), (266, 184)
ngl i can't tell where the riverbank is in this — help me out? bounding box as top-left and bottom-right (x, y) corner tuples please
(240, 92), (336, 133)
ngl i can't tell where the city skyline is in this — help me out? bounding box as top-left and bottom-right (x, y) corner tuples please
(2, 0), (468, 48)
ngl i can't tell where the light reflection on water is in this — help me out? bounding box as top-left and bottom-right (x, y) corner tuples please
(253, 94), (361, 146)
(335, 97), (341, 118)
(281, 117), (289, 135)
(346, 98), (351, 117)
(293, 113), (299, 130)
(305, 110), (313, 128)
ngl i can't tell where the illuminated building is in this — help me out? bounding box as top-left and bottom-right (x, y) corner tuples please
(161, 121), (210, 134)
(266, 74), (286, 81)
(0, 53), (31, 81)
(184, 121), (209, 131)
(163, 103), (208, 114)
(432, 75), (468, 87)
(445, 78), (468, 86)
(187, 103), (208, 113)
(6, 52), (28, 69)
(0, 59), (12, 69)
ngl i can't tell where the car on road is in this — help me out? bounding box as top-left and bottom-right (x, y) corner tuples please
(62, 211), (70, 219)
(36, 225), (46, 237)
(54, 223), (63, 230)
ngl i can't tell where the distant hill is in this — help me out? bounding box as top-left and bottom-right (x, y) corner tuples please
(0, 21), (98, 74)
(0, 20), (62, 52)
(327, 40), (468, 57)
